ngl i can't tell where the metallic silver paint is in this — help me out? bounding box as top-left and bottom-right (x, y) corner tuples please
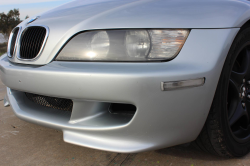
(7, 0), (250, 65)
(0, 29), (240, 152)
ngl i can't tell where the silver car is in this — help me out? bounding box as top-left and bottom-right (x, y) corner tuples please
(2, 0), (250, 157)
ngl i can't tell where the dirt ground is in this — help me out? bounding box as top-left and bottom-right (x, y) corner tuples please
(1, 81), (250, 166)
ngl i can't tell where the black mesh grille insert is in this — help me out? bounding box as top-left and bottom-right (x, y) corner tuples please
(20, 27), (47, 59)
(25, 93), (73, 112)
(9, 28), (19, 57)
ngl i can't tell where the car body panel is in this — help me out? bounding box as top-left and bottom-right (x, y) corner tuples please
(0, 28), (240, 152)
(9, 0), (250, 65)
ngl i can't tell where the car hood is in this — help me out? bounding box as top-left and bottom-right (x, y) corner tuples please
(13, 0), (250, 65)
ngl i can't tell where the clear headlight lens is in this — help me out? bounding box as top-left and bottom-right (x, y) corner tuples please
(125, 30), (150, 58)
(90, 31), (110, 58)
(56, 29), (189, 62)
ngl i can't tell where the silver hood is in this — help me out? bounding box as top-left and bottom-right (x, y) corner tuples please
(12, 0), (250, 65)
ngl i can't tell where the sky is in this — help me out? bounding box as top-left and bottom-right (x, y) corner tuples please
(0, 0), (73, 20)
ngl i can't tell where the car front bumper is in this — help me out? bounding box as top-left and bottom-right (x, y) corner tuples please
(0, 29), (239, 152)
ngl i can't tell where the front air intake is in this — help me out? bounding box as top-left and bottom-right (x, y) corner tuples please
(109, 103), (136, 115)
(25, 93), (73, 112)
(19, 26), (47, 59)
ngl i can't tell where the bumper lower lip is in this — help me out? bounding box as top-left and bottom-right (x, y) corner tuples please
(6, 88), (153, 153)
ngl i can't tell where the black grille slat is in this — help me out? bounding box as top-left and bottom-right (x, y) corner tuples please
(9, 28), (19, 57)
(35, 28), (45, 56)
(32, 29), (39, 57)
(22, 29), (29, 59)
(25, 93), (73, 112)
(20, 27), (46, 59)
(26, 28), (36, 59)
(22, 27), (31, 58)
(29, 28), (37, 58)
(33, 28), (41, 56)
(20, 27), (30, 59)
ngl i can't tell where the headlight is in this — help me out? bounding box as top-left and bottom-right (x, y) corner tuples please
(56, 29), (189, 62)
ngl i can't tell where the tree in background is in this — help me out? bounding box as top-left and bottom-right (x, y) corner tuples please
(25, 15), (29, 19)
(0, 9), (21, 41)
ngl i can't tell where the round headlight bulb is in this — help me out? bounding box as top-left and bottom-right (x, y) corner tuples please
(125, 30), (150, 58)
(89, 31), (110, 58)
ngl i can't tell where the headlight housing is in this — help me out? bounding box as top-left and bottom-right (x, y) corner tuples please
(56, 29), (189, 62)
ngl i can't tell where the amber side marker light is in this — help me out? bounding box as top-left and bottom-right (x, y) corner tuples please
(161, 78), (205, 91)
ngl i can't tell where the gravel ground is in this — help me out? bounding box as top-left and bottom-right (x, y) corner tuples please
(1, 80), (250, 166)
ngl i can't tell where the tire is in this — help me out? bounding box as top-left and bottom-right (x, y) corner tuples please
(194, 25), (250, 157)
